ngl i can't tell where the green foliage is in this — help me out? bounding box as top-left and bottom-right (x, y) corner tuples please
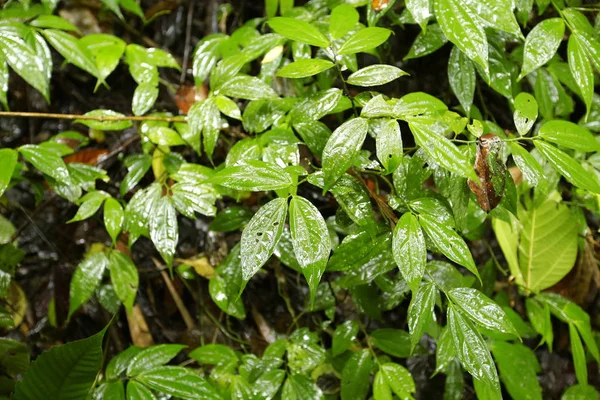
(2, 0), (600, 399)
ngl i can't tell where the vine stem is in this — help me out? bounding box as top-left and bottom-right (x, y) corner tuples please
(0, 110), (187, 123)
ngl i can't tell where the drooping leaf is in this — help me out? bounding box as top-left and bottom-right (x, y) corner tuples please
(0, 34), (50, 100)
(448, 46), (475, 115)
(525, 298), (554, 349)
(0, 148), (18, 197)
(240, 197), (288, 281)
(132, 83), (159, 116)
(331, 320), (359, 356)
(68, 190), (110, 223)
(341, 349), (373, 400)
(126, 381), (157, 400)
(519, 18), (564, 79)
(19, 144), (71, 183)
(68, 251), (109, 318)
(568, 35), (594, 118)
(406, 0), (431, 30)
(392, 213), (426, 292)
(108, 250), (138, 312)
(103, 197), (124, 243)
(569, 323), (587, 385)
(408, 281), (436, 352)
(149, 196), (178, 268)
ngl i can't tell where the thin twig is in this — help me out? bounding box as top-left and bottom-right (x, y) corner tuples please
(0, 111), (186, 123)
(180, 0), (196, 84)
(152, 257), (196, 330)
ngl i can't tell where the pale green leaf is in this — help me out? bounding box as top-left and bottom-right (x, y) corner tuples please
(513, 92), (538, 136)
(329, 4), (359, 40)
(374, 118), (403, 173)
(568, 35), (593, 118)
(347, 64), (408, 87)
(208, 160), (293, 191)
(277, 59), (334, 78)
(42, 29), (99, 77)
(338, 27), (392, 55)
(103, 198), (124, 243)
(19, 144), (70, 183)
(380, 363), (416, 400)
(75, 109), (133, 131)
(132, 83), (159, 116)
(218, 75), (278, 100)
(0, 148), (18, 197)
(68, 190), (110, 223)
(490, 341), (542, 400)
(519, 18), (564, 79)
(267, 17), (329, 47)
(127, 344), (186, 376)
(406, 0), (431, 30)
(137, 366), (220, 400)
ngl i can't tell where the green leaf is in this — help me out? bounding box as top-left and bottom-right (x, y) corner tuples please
(490, 341), (542, 400)
(68, 191), (110, 223)
(132, 83), (159, 116)
(120, 155), (152, 196)
(539, 120), (600, 152)
(265, 0), (278, 18)
(433, 0), (488, 74)
(568, 35), (593, 118)
(209, 160), (293, 191)
(329, 4), (359, 40)
(290, 88), (342, 123)
(406, 0), (431, 30)
(209, 206), (252, 232)
(127, 344), (186, 376)
(281, 374), (323, 399)
(341, 349), (372, 400)
(448, 46), (475, 115)
(42, 29), (99, 77)
(393, 213), (426, 292)
(109, 250), (138, 312)
(30, 15), (78, 31)
(0, 149), (17, 197)
(137, 366), (221, 400)
(171, 183), (217, 217)
(277, 59), (334, 78)
(347, 64), (408, 87)
(103, 381), (125, 399)
(447, 305), (501, 397)
(509, 142), (545, 189)
(464, 0), (521, 37)
(75, 109), (133, 131)
(0, 34), (50, 100)
(267, 17), (329, 47)
(289, 196), (330, 304)
(434, 327), (456, 374)
(189, 344), (237, 365)
(394, 92), (448, 118)
(187, 98), (220, 156)
(408, 117), (475, 179)
(337, 27), (392, 55)
(448, 287), (519, 336)
(372, 119), (402, 173)
(240, 197), (288, 281)
(209, 244), (246, 319)
(104, 197), (124, 243)
(404, 23), (448, 60)
(534, 140), (600, 193)
(19, 144), (70, 183)
(0, 51), (8, 109)
(218, 75), (278, 100)
(126, 381), (157, 400)
(322, 117), (368, 190)
(215, 95), (242, 120)
(418, 214), (480, 280)
(569, 323), (587, 385)
(561, 384), (599, 400)
(332, 320), (359, 356)
(370, 329), (411, 358)
(80, 34), (126, 87)
(253, 369), (285, 400)
(13, 327), (106, 400)
(513, 92), (538, 136)
(519, 18), (564, 79)
(408, 281), (436, 352)
(149, 196), (178, 267)
(373, 369), (393, 400)
(211, 54), (250, 90)
(68, 251), (109, 318)
(380, 363), (416, 400)
(106, 346), (142, 380)
(525, 298), (554, 349)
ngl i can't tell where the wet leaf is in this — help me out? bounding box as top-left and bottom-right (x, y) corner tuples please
(462, 0), (521, 37)
(434, 0), (488, 74)
(373, 369), (393, 400)
(408, 281), (436, 352)
(0, 34), (50, 100)
(490, 341), (542, 400)
(569, 323), (587, 385)
(330, 4), (360, 40)
(68, 251), (109, 318)
(218, 75), (278, 100)
(137, 366), (220, 399)
(374, 118), (402, 173)
(209, 244), (246, 319)
(322, 117), (369, 190)
(534, 140), (600, 193)
(277, 59), (334, 78)
(127, 344), (186, 376)
(380, 363), (416, 400)
(253, 369), (285, 400)
(126, 381), (156, 400)
(19, 144), (71, 183)
(215, 95), (241, 120)
(561, 384), (599, 400)
(0, 149), (17, 197)
(538, 120), (600, 152)
(509, 142), (545, 189)
(171, 182), (218, 217)
(68, 190), (110, 223)
(281, 374), (323, 399)
(347, 64), (408, 87)
(209, 206), (252, 232)
(406, 0), (431, 30)
(109, 250), (138, 312)
(338, 27), (392, 55)
(392, 213), (426, 292)
(404, 23), (447, 60)
(448, 46), (475, 115)
(120, 155), (152, 196)
(149, 196), (178, 267)
(289, 196), (330, 304)
(519, 18), (564, 79)
(435, 327), (456, 374)
(568, 35), (593, 118)
(208, 160), (294, 191)
(513, 92), (538, 136)
(189, 344), (237, 365)
(341, 349), (373, 400)
(267, 17), (329, 47)
(241, 197), (288, 281)
(75, 109), (133, 131)
(132, 83), (159, 116)
(370, 329), (411, 358)
(448, 287), (519, 336)
(525, 298), (553, 349)
(103, 197), (124, 243)
(447, 305), (501, 397)
(42, 29), (98, 77)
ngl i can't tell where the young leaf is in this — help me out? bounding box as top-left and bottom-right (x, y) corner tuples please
(322, 117), (369, 190)
(534, 140), (600, 193)
(109, 250), (138, 312)
(538, 120), (600, 152)
(103, 197), (124, 243)
(208, 160), (294, 192)
(276, 59), (334, 78)
(447, 287), (519, 336)
(519, 18), (564, 79)
(215, 95), (242, 120)
(267, 17), (329, 47)
(281, 374), (323, 399)
(373, 370), (393, 400)
(132, 83), (159, 116)
(289, 196), (330, 304)
(375, 119), (403, 173)
(19, 144), (70, 183)
(68, 251), (109, 318)
(568, 35), (593, 118)
(13, 328), (106, 400)
(341, 349), (373, 400)
(447, 305), (501, 397)
(337, 27), (392, 55)
(241, 197), (288, 281)
(393, 213), (426, 292)
(408, 281), (436, 352)
(418, 214), (480, 280)
(0, 148), (18, 197)
(490, 341), (542, 400)
(136, 366), (221, 400)
(253, 369), (285, 400)
(380, 363), (416, 400)
(448, 46), (475, 115)
(347, 64), (408, 87)
(331, 320), (359, 356)
(42, 29), (99, 78)
(434, 0), (488, 74)
(513, 92), (538, 136)
(569, 323), (587, 385)
(149, 196), (178, 267)
(127, 344), (187, 376)
(329, 4), (359, 40)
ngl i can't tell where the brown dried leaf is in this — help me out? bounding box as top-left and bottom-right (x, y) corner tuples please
(468, 134), (506, 212)
(63, 149), (108, 165)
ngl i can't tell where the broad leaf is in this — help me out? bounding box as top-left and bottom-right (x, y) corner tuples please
(289, 196), (330, 304)
(341, 349), (372, 400)
(538, 120), (600, 152)
(525, 298), (553, 349)
(513, 92), (538, 136)
(74, 109), (133, 131)
(19, 144), (70, 183)
(277, 59), (334, 78)
(208, 160), (294, 191)
(240, 197), (288, 281)
(68, 191), (110, 223)
(149, 196), (178, 267)
(490, 341), (542, 400)
(218, 75), (278, 100)
(337, 27), (392, 55)
(0, 34), (50, 100)
(132, 83), (159, 116)
(568, 35), (593, 118)
(104, 197), (124, 243)
(109, 250), (138, 311)
(126, 381), (157, 400)
(329, 4), (359, 40)
(406, 0), (431, 30)
(268, 17), (329, 47)
(448, 47), (475, 115)
(369, 329), (411, 358)
(408, 281), (436, 352)
(127, 344), (186, 376)
(510, 142), (545, 189)
(374, 118), (403, 173)
(68, 251), (109, 318)
(42, 29), (99, 78)
(380, 363), (416, 400)
(519, 18), (564, 79)
(393, 212), (426, 292)
(347, 65), (408, 87)
(332, 320), (359, 356)
(322, 117), (369, 190)
(137, 366), (221, 400)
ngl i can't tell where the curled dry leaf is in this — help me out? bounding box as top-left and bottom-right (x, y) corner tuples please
(175, 84), (208, 115)
(468, 134), (506, 212)
(63, 149), (108, 165)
